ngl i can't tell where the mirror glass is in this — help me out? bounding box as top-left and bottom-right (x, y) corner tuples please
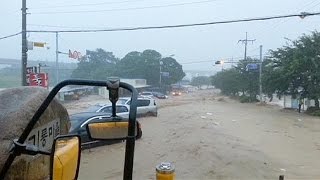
(87, 121), (138, 140)
(51, 135), (80, 180)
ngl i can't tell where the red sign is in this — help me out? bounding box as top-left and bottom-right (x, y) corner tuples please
(28, 73), (49, 88)
(69, 50), (82, 60)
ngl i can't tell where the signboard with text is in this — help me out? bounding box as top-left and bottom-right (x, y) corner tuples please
(27, 73), (49, 88)
(246, 63), (259, 71)
(161, 72), (170, 77)
(69, 50), (82, 60)
(26, 119), (60, 150)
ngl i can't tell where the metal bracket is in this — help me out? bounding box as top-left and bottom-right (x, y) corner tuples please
(106, 77), (120, 117)
(9, 139), (50, 156)
(106, 77), (120, 104)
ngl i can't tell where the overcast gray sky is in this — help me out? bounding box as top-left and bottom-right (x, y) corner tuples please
(1, 0), (320, 71)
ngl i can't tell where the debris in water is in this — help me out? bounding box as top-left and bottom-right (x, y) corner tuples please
(297, 118), (302, 121)
(213, 122), (220, 126)
(280, 168), (286, 172)
(232, 120), (237, 122)
(201, 116), (206, 119)
(206, 112), (213, 115)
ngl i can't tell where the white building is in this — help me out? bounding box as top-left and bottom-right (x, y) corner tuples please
(98, 79), (149, 98)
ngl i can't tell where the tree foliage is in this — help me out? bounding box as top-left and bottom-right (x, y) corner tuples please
(160, 57), (185, 85)
(263, 31), (320, 108)
(211, 57), (260, 100)
(211, 31), (320, 107)
(72, 49), (185, 86)
(115, 50), (162, 85)
(71, 48), (118, 80)
(191, 76), (211, 88)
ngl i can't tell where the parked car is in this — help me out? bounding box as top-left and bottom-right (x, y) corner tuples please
(139, 91), (154, 98)
(69, 112), (142, 146)
(118, 97), (158, 117)
(85, 104), (130, 119)
(152, 92), (168, 99)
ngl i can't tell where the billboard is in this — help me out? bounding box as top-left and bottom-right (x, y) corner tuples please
(27, 73), (49, 88)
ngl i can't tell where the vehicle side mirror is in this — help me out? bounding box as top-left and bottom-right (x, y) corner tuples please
(50, 135), (81, 180)
(86, 121), (138, 140)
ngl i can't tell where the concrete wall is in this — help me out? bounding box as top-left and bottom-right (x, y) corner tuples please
(269, 94), (315, 110)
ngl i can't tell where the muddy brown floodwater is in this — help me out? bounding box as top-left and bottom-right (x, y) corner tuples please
(66, 90), (320, 180)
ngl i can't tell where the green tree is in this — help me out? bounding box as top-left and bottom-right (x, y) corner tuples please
(116, 49), (185, 86)
(211, 31), (320, 106)
(211, 57), (260, 100)
(235, 58), (260, 99)
(211, 69), (242, 96)
(191, 76), (211, 89)
(71, 48), (119, 80)
(161, 57), (185, 85)
(263, 31), (320, 108)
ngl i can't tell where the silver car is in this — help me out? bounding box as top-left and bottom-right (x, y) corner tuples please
(118, 97), (158, 117)
(139, 91), (154, 98)
(85, 104), (130, 119)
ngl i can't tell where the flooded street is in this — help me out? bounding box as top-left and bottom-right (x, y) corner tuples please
(3, 1), (320, 179)
(72, 90), (320, 179)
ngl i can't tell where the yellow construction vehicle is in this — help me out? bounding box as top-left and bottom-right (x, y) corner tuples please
(0, 78), (142, 180)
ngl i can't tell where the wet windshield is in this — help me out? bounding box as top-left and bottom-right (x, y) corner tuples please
(69, 120), (81, 132)
(69, 115), (85, 132)
(2, 0), (320, 179)
(117, 99), (128, 105)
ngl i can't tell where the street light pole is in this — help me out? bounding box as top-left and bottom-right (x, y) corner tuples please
(259, 45), (263, 103)
(21, 0), (27, 86)
(221, 61), (224, 71)
(159, 60), (163, 88)
(55, 32), (59, 85)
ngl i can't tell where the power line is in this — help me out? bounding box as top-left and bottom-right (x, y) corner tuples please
(0, 68), (76, 70)
(181, 55), (265, 65)
(0, 32), (22, 40)
(27, 12), (320, 33)
(29, 0), (148, 9)
(271, 0), (319, 27)
(271, 0), (320, 29)
(310, 1), (320, 10)
(181, 60), (213, 64)
(238, 32), (255, 61)
(251, 0), (320, 39)
(248, 46), (261, 54)
(30, 0), (219, 14)
(27, 24), (103, 29)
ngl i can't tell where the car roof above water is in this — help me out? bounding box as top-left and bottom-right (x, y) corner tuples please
(70, 112), (112, 120)
(119, 96), (154, 100)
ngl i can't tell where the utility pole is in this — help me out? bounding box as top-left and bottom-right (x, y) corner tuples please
(55, 32), (59, 85)
(259, 45), (263, 103)
(21, 0), (27, 86)
(238, 32), (255, 61)
(159, 60), (163, 88)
